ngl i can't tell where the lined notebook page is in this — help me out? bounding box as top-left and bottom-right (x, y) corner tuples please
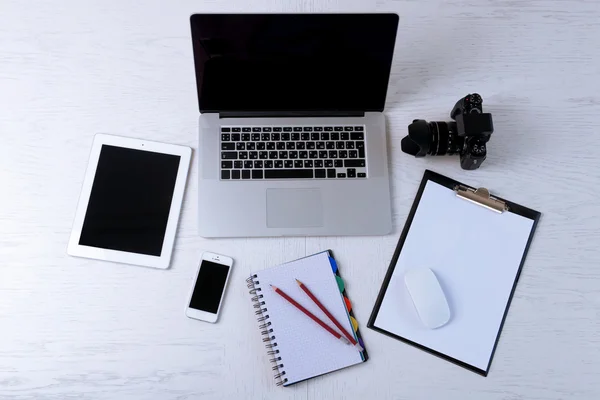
(374, 181), (534, 371)
(254, 252), (363, 386)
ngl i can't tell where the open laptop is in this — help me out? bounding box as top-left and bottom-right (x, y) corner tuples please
(190, 13), (399, 237)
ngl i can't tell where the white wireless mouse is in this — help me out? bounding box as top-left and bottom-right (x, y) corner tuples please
(404, 268), (451, 329)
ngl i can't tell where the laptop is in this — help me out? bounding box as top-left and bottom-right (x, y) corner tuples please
(190, 13), (399, 237)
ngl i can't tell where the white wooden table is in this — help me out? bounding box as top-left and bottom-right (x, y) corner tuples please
(2, 1), (600, 399)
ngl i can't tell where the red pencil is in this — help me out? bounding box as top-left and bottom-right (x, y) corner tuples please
(296, 279), (363, 351)
(270, 285), (350, 345)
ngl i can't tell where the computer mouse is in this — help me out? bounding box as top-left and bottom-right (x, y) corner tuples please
(404, 268), (450, 329)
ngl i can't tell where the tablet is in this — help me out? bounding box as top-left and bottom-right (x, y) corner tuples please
(68, 134), (191, 269)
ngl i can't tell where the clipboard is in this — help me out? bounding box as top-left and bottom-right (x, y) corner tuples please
(367, 170), (541, 376)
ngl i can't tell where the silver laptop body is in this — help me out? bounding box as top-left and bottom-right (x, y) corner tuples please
(191, 13), (399, 237)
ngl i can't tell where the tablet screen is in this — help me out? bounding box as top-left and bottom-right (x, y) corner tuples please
(79, 145), (181, 256)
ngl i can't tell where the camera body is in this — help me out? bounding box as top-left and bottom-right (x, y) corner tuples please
(401, 94), (494, 170)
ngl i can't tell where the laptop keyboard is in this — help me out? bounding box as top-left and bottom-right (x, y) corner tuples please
(220, 126), (367, 180)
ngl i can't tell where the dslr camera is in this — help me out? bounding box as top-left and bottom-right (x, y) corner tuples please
(401, 94), (494, 170)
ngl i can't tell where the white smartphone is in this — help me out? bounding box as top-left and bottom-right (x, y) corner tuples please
(186, 252), (233, 323)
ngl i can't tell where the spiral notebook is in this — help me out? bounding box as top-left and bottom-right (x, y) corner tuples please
(246, 251), (367, 387)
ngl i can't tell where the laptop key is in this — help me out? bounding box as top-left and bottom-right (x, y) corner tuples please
(311, 132), (319, 140)
(349, 150), (358, 158)
(242, 133), (250, 141)
(242, 127), (251, 132)
(221, 152), (237, 159)
(326, 142), (335, 149)
(289, 151), (298, 159)
(232, 128), (241, 132)
(244, 161), (253, 169)
(334, 160), (343, 168)
(296, 142), (306, 150)
(221, 127), (231, 132)
(283, 127), (292, 132)
(242, 170), (251, 179)
(334, 126), (343, 131)
(284, 160), (294, 168)
(265, 169), (314, 179)
(272, 133), (281, 141)
(314, 160), (323, 168)
(344, 159), (366, 167)
(252, 127), (261, 132)
(309, 151), (318, 158)
(234, 161), (243, 168)
(267, 142), (275, 150)
(303, 127), (312, 131)
(351, 132), (364, 140)
(275, 160), (284, 168)
(246, 143), (256, 150)
(261, 133), (270, 141)
(249, 152), (258, 159)
(316, 142), (325, 149)
(325, 160), (333, 168)
(282, 133), (290, 141)
(346, 141), (355, 149)
(327, 169), (336, 178)
(262, 127), (272, 132)
(354, 126), (364, 131)
(294, 160), (303, 168)
(232, 133), (240, 141)
(331, 132), (340, 140)
(222, 161), (233, 168)
(259, 151), (268, 159)
(273, 127), (282, 132)
(291, 133), (300, 140)
(357, 172), (366, 178)
(324, 127), (333, 131)
(314, 127), (323, 131)
(252, 134), (261, 141)
(319, 151), (328, 158)
(293, 127), (302, 132)
(337, 173), (347, 178)
(328, 150), (338, 158)
(286, 142), (296, 150)
(336, 142), (345, 149)
(221, 170), (230, 179)
(344, 126), (353, 131)
(265, 160), (274, 168)
(304, 160), (313, 168)
(222, 143), (235, 150)
(315, 169), (326, 178)
(301, 133), (310, 141)
(257, 142), (266, 150)
(276, 142), (286, 150)
(341, 132), (349, 140)
(232, 170), (240, 179)
(221, 134), (230, 141)
(269, 151), (278, 159)
(347, 168), (356, 178)
(299, 151), (308, 159)
(339, 150), (348, 159)
(252, 170), (263, 179)
(238, 151), (248, 159)
(307, 142), (316, 149)
(321, 132), (330, 141)
(279, 151), (288, 159)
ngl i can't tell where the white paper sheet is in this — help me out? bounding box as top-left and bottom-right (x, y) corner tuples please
(374, 181), (534, 372)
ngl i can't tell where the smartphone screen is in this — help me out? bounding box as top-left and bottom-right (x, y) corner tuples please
(189, 260), (230, 314)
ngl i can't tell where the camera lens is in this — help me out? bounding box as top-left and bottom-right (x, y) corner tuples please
(403, 120), (464, 158)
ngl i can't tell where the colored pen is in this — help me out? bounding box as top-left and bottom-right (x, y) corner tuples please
(296, 279), (363, 351)
(270, 285), (350, 345)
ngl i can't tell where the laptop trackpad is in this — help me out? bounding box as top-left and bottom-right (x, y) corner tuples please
(266, 188), (324, 228)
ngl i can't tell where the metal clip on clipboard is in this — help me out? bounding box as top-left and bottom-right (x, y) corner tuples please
(454, 185), (508, 213)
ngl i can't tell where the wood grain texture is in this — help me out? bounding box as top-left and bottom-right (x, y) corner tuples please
(1, 0), (599, 399)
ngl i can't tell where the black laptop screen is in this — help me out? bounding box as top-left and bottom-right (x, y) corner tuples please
(190, 14), (399, 114)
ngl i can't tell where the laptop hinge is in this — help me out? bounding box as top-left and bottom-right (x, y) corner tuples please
(218, 110), (365, 119)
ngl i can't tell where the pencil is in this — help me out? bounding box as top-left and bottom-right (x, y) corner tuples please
(296, 279), (363, 352)
(270, 285), (350, 345)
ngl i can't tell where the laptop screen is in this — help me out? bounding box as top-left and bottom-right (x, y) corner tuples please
(190, 14), (399, 114)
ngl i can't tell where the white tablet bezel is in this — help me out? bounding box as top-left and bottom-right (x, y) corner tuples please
(67, 134), (191, 269)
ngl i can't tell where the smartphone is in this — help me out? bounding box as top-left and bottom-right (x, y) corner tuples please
(186, 252), (233, 323)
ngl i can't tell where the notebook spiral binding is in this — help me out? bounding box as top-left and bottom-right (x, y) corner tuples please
(246, 274), (288, 386)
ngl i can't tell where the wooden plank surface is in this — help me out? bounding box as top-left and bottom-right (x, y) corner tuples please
(1, 0), (599, 399)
